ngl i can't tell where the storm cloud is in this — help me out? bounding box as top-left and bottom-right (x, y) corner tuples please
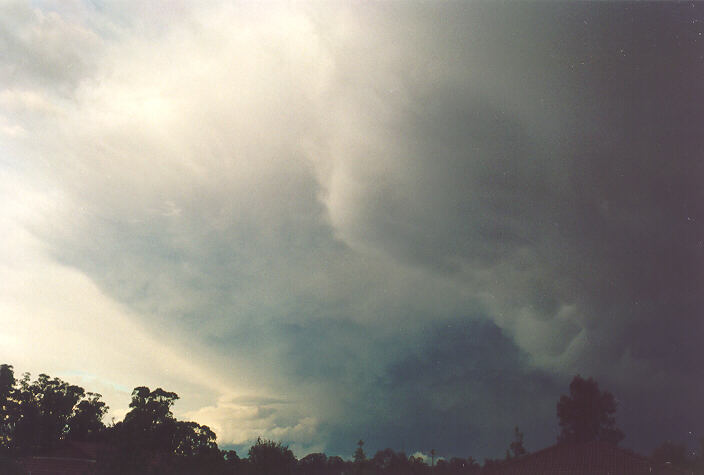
(1, 0), (702, 460)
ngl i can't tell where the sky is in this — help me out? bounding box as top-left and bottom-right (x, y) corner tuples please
(1, 0), (703, 461)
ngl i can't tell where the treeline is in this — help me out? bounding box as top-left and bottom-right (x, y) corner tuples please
(0, 364), (701, 474)
(0, 364), (108, 453)
(0, 363), (484, 474)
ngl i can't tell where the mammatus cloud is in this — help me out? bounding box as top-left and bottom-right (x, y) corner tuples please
(1, 0), (702, 458)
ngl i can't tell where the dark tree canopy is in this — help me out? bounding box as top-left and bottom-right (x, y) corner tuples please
(299, 452), (328, 474)
(0, 362), (662, 475)
(248, 436), (297, 475)
(0, 365), (14, 401)
(126, 386), (179, 423)
(0, 365), (16, 451)
(508, 426), (526, 458)
(354, 438), (366, 463)
(66, 392), (108, 441)
(371, 448), (410, 473)
(103, 386), (223, 474)
(556, 375), (624, 445)
(0, 366), (108, 456)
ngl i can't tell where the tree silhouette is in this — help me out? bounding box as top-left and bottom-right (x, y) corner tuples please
(9, 373), (94, 453)
(354, 439), (366, 463)
(327, 454), (346, 474)
(118, 386), (180, 453)
(0, 365), (13, 401)
(0, 365), (241, 474)
(0, 367), (111, 457)
(173, 421), (218, 458)
(248, 436), (296, 475)
(509, 426), (526, 458)
(407, 454), (428, 474)
(556, 375), (624, 444)
(0, 365), (16, 452)
(0, 363), (645, 474)
(104, 386), (226, 474)
(222, 448), (241, 471)
(66, 392), (108, 441)
(127, 386), (179, 424)
(371, 448), (410, 473)
(299, 452), (328, 474)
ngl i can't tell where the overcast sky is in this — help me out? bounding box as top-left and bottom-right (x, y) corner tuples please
(1, 0), (703, 461)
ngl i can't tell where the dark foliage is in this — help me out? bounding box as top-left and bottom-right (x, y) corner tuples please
(556, 375), (624, 445)
(508, 426), (526, 459)
(299, 452), (328, 475)
(4, 362), (698, 475)
(248, 437), (296, 475)
(0, 365), (108, 455)
(100, 386), (223, 474)
(354, 439), (366, 463)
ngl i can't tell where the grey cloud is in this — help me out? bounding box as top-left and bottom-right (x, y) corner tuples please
(320, 1), (704, 372)
(313, 1), (704, 454)
(314, 318), (565, 459)
(0, 1), (103, 94)
(5, 0), (703, 460)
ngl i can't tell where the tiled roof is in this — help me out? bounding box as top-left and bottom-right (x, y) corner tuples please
(483, 441), (654, 475)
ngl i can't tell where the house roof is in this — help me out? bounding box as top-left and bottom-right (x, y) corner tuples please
(483, 441), (654, 475)
(17, 456), (96, 475)
(38, 441), (104, 461)
(17, 441), (109, 475)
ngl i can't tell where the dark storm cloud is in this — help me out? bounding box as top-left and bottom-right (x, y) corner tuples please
(333, 319), (564, 459)
(556, 4), (704, 445)
(257, 317), (564, 459)
(541, 3), (704, 387)
(4, 0), (703, 460)
(317, 1), (704, 452)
